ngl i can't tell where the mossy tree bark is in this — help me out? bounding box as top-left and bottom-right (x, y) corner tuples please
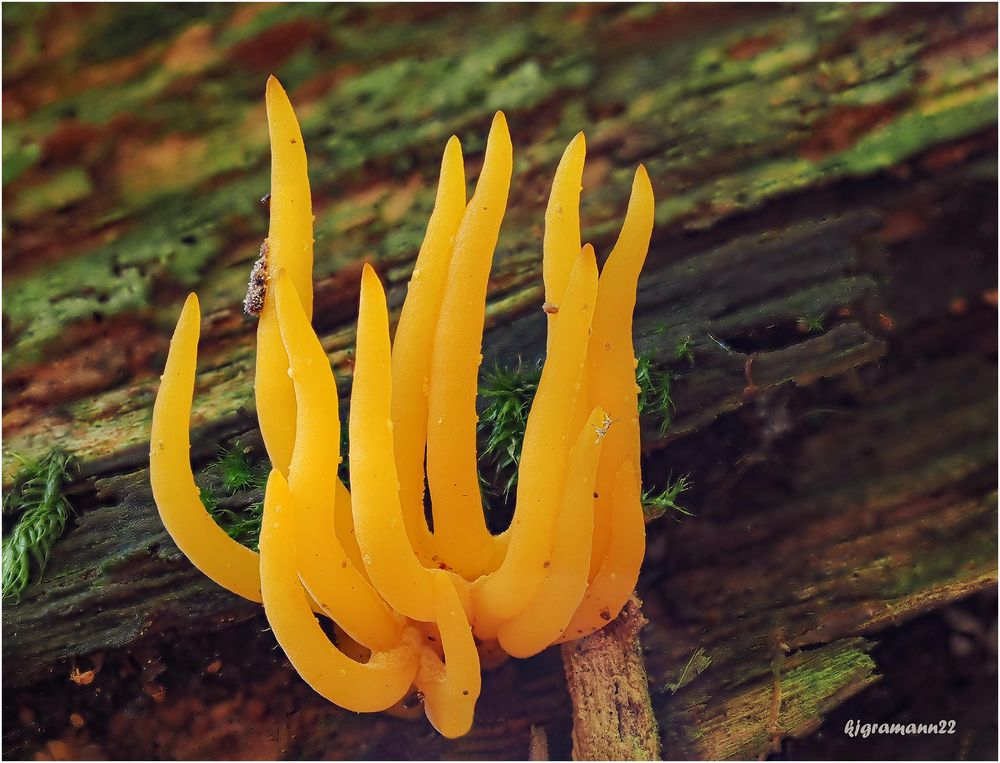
(3, 3), (996, 760)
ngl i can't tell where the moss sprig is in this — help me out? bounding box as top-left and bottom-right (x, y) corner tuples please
(2, 449), (77, 599)
(636, 354), (675, 435)
(478, 353), (682, 499)
(642, 473), (693, 520)
(797, 314), (825, 333)
(197, 443), (268, 551)
(214, 443), (268, 494)
(478, 360), (542, 497)
(673, 337), (695, 366)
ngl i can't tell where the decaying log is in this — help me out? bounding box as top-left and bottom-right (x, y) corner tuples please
(2, 3), (996, 760)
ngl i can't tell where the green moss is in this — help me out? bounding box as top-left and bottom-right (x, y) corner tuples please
(797, 315), (825, 333)
(665, 638), (878, 759)
(213, 442), (268, 494)
(616, 7), (998, 230)
(12, 167), (93, 217)
(829, 86), (998, 176)
(2, 449), (76, 599)
(3, 174), (261, 365)
(2, 131), (41, 186)
(477, 352), (680, 499)
(5, 3), (994, 372)
(780, 640), (877, 716)
(478, 360), (542, 497)
(829, 67), (916, 107)
(196, 443), (269, 551)
(636, 354), (675, 435)
(643, 474), (693, 520)
(2, 12), (601, 367)
(78, 4), (223, 63)
(307, 21), (592, 173)
(673, 337), (695, 366)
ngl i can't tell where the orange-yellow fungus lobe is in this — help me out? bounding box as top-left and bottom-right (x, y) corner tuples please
(559, 460), (645, 643)
(256, 76), (315, 477)
(473, 245), (598, 638)
(264, 76), (314, 312)
(392, 136), (467, 563)
(150, 294), (263, 603)
(586, 166), (654, 578)
(333, 480), (369, 581)
(259, 469), (421, 713)
(275, 275), (403, 650)
(416, 574), (482, 738)
(543, 132), (585, 314)
(497, 406), (605, 658)
(426, 113), (513, 580)
(351, 264), (439, 622)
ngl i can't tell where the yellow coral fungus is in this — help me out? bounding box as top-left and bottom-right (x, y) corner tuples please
(150, 76), (653, 738)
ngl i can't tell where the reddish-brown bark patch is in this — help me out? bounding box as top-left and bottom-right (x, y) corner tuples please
(2, 317), (163, 432)
(226, 19), (329, 73)
(799, 102), (900, 161)
(919, 134), (991, 173)
(727, 34), (778, 61)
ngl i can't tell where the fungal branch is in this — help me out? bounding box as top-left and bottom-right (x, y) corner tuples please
(149, 76), (655, 740)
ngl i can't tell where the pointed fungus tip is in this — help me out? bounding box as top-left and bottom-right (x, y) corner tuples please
(575, 243), (599, 282)
(361, 263), (382, 293)
(265, 76), (293, 113)
(444, 135), (463, 159)
(490, 110), (510, 138)
(182, 292), (201, 317)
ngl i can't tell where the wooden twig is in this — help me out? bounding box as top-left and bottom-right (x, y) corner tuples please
(561, 595), (661, 760)
(528, 724), (549, 761)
